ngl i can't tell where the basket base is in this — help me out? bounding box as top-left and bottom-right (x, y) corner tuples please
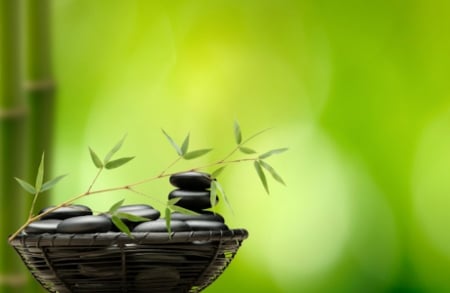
(10, 230), (248, 292)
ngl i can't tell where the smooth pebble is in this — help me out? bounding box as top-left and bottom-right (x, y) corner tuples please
(168, 189), (217, 211)
(56, 215), (112, 233)
(169, 172), (212, 190)
(25, 219), (62, 234)
(133, 219), (190, 233)
(39, 205), (92, 220)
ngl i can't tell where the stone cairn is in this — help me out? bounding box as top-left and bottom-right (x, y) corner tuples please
(24, 172), (228, 234)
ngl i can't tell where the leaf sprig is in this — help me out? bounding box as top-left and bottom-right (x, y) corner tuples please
(10, 121), (287, 241)
(162, 130), (212, 160)
(107, 199), (149, 238)
(89, 134), (135, 170)
(15, 153), (67, 219)
(231, 120), (287, 194)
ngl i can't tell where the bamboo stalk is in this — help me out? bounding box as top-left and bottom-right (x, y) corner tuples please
(24, 2), (55, 291)
(0, 1), (28, 292)
(25, 0), (55, 215)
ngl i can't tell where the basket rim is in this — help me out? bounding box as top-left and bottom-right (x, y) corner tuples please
(9, 228), (249, 247)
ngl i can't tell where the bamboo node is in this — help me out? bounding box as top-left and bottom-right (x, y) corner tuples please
(0, 107), (28, 119)
(25, 79), (56, 92)
(0, 273), (27, 286)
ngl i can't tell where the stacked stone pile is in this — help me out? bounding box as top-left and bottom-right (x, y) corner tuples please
(24, 172), (228, 234)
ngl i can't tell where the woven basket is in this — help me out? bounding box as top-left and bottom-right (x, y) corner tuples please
(10, 229), (248, 293)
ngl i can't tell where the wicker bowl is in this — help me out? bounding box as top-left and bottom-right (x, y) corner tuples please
(10, 229), (248, 293)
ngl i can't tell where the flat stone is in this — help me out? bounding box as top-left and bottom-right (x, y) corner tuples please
(117, 204), (154, 212)
(168, 189), (217, 211)
(169, 172), (212, 190)
(134, 267), (180, 293)
(132, 219), (190, 233)
(39, 205), (92, 220)
(185, 220), (229, 231)
(117, 207), (160, 221)
(170, 212), (224, 223)
(25, 219), (62, 234)
(56, 215), (112, 233)
(128, 253), (186, 263)
(79, 263), (122, 278)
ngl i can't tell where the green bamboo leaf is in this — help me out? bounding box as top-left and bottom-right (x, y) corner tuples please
(116, 212), (149, 222)
(104, 134), (127, 164)
(41, 174), (68, 192)
(183, 149), (212, 160)
(109, 199), (125, 213)
(112, 215), (132, 238)
(35, 153), (45, 192)
(168, 197), (181, 205)
(105, 157), (135, 169)
(234, 120), (242, 144)
(259, 160), (286, 186)
(181, 133), (190, 155)
(89, 147), (103, 168)
(165, 207), (172, 235)
(254, 161), (269, 194)
(170, 205), (199, 216)
(213, 180), (234, 213)
(258, 148), (289, 160)
(211, 166), (226, 178)
(243, 127), (271, 144)
(14, 177), (36, 194)
(162, 129), (182, 156)
(239, 146), (257, 154)
(210, 180), (218, 208)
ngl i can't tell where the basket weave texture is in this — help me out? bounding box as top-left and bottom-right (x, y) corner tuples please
(10, 229), (248, 293)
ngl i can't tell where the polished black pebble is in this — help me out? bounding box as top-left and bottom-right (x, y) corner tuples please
(169, 171), (212, 190)
(185, 220), (229, 231)
(117, 205), (160, 220)
(170, 212), (224, 223)
(168, 189), (217, 211)
(56, 215), (112, 233)
(39, 204), (92, 220)
(117, 204), (154, 212)
(134, 267), (180, 293)
(128, 253), (186, 263)
(132, 219), (190, 232)
(25, 219), (62, 234)
(99, 206), (160, 232)
(79, 264), (122, 278)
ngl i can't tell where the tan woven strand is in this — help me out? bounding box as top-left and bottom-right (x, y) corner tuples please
(0, 274), (27, 286)
(25, 79), (56, 92)
(0, 106), (28, 119)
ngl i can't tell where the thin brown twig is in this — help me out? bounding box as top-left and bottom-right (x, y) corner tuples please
(8, 152), (259, 242)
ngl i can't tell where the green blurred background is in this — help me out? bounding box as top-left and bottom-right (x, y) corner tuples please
(3, 0), (450, 292)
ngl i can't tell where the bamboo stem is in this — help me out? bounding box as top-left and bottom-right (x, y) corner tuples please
(8, 156), (259, 242)
(24, 2), (54, 291)
(25, 0), (55, 214)
(0, 1), (28, 292)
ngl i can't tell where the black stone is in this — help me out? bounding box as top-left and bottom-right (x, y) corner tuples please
(134, 268), (180, 293)
(169, 171), (212, 190)
(117, 207), (160, 221)
(98, 207), (160, 232)
(170, 212), (224, 223)
(115, 206), (160, 230)
(168, 189), (217, 211)
(79, 263), (122, 278)
(116, 205), (159, 219)
(56, 215), (112, 233)
(132, 219), (190, 232)
(185, 220), (229, 231)
(116, 204), (154, 211)
(24, 219), (62, 234)
(39, 204), (92, 220)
